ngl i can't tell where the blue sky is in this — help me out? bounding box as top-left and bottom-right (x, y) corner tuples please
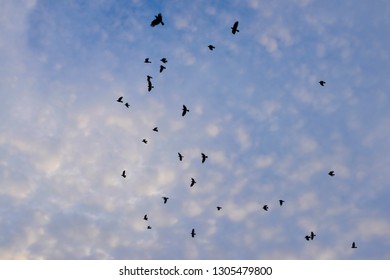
(0, 0), (390, 259)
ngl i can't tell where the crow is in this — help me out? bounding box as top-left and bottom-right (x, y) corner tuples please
(147, 226), (152, 229)
(319, 80), (326, 86)
(148, 80), (154, 92)
(263, 205), (269, 211)
(328, 171), (335, 176)
(144, 214), (148, 221)
(162, 197), (169, 204)
(191, 228), (196, 238)
(352, 242), (357, 249)
(153, 127), (158, 132)
(279, 200), (285, 206)
(117, 96), (123, 103)
(190, 178), (196, 187)
(231, 21), (239, 34)
(217, 206), (222, 211)
(182, 105), (189, 116)
(310, 231), (316, 240)
(208, 45), (215, 50)
(142, 139), (148, 144)
(150, 13), (164, 27)
(160, 65), (166, 73)
(305, 235), (310, 241)
(121, 170), (126, 178)
(147, 75), (152, 82)
(144, 58), (151, 63)
(160, 58), (168, 63)
(125, 103), (130, 108)
(178, 152), (183, 161)
(201, 153), (208, 163)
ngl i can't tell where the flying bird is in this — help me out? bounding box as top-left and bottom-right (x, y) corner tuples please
(160, 58), (168, 63)
(217, 206), (222, 211)
(153, 127), (158, 132)
(231, 21), (239, 34)
(279, 200), (285, 206)
(148, 80), (154, 92)
(162, 197), (169, 204)
(208, 45), (215, 50)
(150, 13), (164, 27)
(263, 205), (269, 211)
(352, 242), (357, 249)
(147, 226), (152, 229)
(305, 235), (310, 241)
(190, 178), (196, 187)
(117, 96), (123, 103)
(201, 153), (208, 163)
(121, 170), (126, 178)
(191, 228), (196, 238)
(319, 80), (326, 86)
(144, 214), (148, 221)
(178, 152), (183, 161)
(147, 75), (152, 82)
(142, 139), (148, 144)
(310, 231), (316, 240)
(125, 102), (130, 108)
(328, 171), (335, 176)
(160, 65), (166, 73)
(144, 58), (151, 63)
(182, 105), (189, 116)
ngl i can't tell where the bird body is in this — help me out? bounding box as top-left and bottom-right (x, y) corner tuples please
(125, 103), (130, 108)
(178, 152), (183, 161)
(147, 226), (152, 229)
(117, 96), (123, 103)
(231, 21), (239, 34)
(191, 228), (196, 238)
(201, 153), (208, 163)
(121, 170), (126, 178)
(263, 205), (269, 211)
(190, 178), (196, 187)
(352, 242), (357, 248)
(328, 171), (335, 176)
(148, 80), (154, 92)
(305, 235), (310, 241)
(319, 80), (326, 86)
(217, 206), (222, 211)
(144, 58), (151, 63)
(279, 200), (285, 206)
(160, 58), (168, 63)
(153, 127), (158, 132)
(142, 139), (148, 144)
(182, 105), (189, 116)
(208, 45), (215, 50)
(310, 231), (316, 240)
(160, 65), (166, 73)
(144, 214), (148, 221)
(151, 13), (164, 27)
(162, 197), (169, 204)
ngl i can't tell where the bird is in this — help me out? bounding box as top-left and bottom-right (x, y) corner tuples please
(150, 13), (164, 27)
(191, 228), (196, 238)
(125, 102), (130, 108)
(142, 139), (148, 144)
(144, 214), (148, 221)
(217, 206), (222, 211)
(190, 178), (196, 187)
(310, 231), (316, 240)
(148, 80), (154, 92)
(182, 105), (189, 116)
(328, 171), (335, 176)
(144, 58), (151, 63)
(153, 127), (158, 132)
(231, 21), (239, 34)
(263, 205), (269, 211)
(352, 242), (357, 249)
(147, 75), (152, 82)
(305, 235), (310, 241)
(279, 200), (285, 206)
(117, 96), (123, 103)
(147, 226), (152, 229)
(201, 153), (208, 163)
(208, 45), (215, 50)
(121, 170), (126, 178)
(159, 65), (166, 73)
(319, 80), (326, 86)
(160, 58), (168, 63)
(178, 152), (183, 161)
(162, 197), (169, 204)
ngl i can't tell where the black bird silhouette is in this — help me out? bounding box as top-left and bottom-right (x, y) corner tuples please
(147, 225), (152, 229)
(117, 96), (123, 103)
(147, 75), (152, 82)
(328, 171), (335, 176)
(231, 21), (239, 34)
(160, 58), (168, 63)
(153, 127), (158, 132)
(178, 152), (183, 161)
(121, 170), (126, 178)
(144, 214), (148, 221)
(319, 80), (326, 86)
(217, 206), (222, 211)
(305, 235), (310, 241)
(148, 80), (154, 92)
(125, 103), (130, 108)
(310, 231), (316, 240)
(190, 178), (196, 187)
(144, 58), (151, 63)
(150, 13), (164, 27)
(182, 105), (189, 116)
(279, 200), (285, 206)
(162, 197), (169, 204)
(160, 65), (166, 73)
(142, 139), (148, 144)
(263, 205), (269, 211)
(191, 228), (196, 238)
(352, 242), (357, 249)
(201, 153), (208, 163)
(208, 45), (215, 50)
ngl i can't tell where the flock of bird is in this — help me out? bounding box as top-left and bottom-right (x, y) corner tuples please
(115, 13), (357, 251)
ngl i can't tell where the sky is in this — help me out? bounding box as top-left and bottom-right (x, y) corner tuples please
(0, 0), (390, 260)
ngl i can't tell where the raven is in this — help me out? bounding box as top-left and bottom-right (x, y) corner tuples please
(153, 127), (158, 132)
(190, 178), (196, 187)
(328, 171), (335, 176)
(121, 170), (126, 178)
(117, 96), (123, 103)
(182, 105), (189, 116)
(231, 21), (239, 34)
(263, 205), (269, 211)
(162, 197), (169, 204)
(201, 153), (208, 163)
(191, 228), (196, 238)
(352, 242), (357, 249)
(151, 13), (164, 27)
(144, 214), (148, 221)
(144, 58), (151, 63)
(160, 65), (166, 73)
(178, 152), (183, 161)
(319, 80), (326, 86)
(160, 58), (168, 63)
(208, 45), (215, 50)
(279, 200), (285, 206)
